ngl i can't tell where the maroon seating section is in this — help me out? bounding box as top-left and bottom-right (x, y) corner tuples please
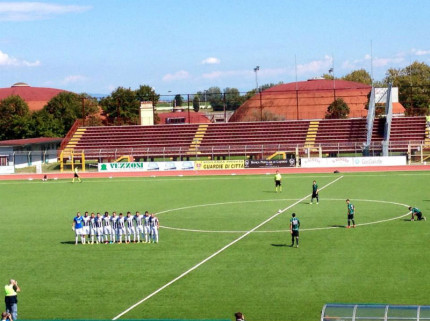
(64, 117), (426, 159)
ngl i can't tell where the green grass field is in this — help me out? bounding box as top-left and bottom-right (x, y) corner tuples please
(1, 171), (429, 321)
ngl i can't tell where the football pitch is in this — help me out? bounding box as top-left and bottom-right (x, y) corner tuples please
(1, 171), (429, 321)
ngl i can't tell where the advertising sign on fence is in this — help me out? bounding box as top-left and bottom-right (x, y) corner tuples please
(194, 160), (244, 170)
(244, 159), (296, 168)
(0, 166), (14, 174)
(301, 156), (406, 168)
(98, 161), (195, 172)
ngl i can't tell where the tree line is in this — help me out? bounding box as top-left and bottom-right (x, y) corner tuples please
(1, 61), (430, 140)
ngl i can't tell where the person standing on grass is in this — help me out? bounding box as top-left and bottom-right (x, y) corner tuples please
(346, 199), (356, 228)
(72, 212), (85, 244)
(150, 213), (159, 243)
(72, 167), (81, 183)
(125, 212), (136, 243)
(117, 213), (126, 244)
(102, 212), (112, 244)
(110, 212), (118, 243)
(143, 211), (151, 243)
(234, 312), (246, 321)
(409, 207), (426, 221)
(94, 213), (104, 243)
(289, 213), (300, 248)
(274, 170), (282, 193)
(310, 180), (319, 204)
(4, 279), (20, 321)
(134, 211), (144, 243)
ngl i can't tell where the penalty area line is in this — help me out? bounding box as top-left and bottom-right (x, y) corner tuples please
(111, 175), (344, 320)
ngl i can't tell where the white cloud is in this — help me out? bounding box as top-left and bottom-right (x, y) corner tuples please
(162, 70), (190, 82)
(62, 75), (87, 84)
(0, 49), (40, 67)
(343, 53), (405, 70)
(201, 70), (248, 80)
(201, 57), (220, 65)
(412, 49), (430, 56)
(296, 55), (332, 75)
(0, 2), (91, 21)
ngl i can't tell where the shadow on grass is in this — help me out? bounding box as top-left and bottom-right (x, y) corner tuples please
(330, 225), (346, 228)
(60, 241), (77, 245)
(271, 243), (288, 247)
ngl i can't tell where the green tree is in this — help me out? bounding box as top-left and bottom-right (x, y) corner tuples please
(192, 95), (200, 112)
(325, 98), (350, 119)
(31, 109), (63, 137)
(342, 69), (372, 85)
(100, 87), (140, 124)
(135, 85), (160, 106)
(174, 94), (183, 107)
(206, 87), (224, 111)
(321, 73), (334, 80)
(43, 92), (100, 136)
(383, 61), (430, 115)
(0, 95), (33, 140)
(224, 87), (244, 110)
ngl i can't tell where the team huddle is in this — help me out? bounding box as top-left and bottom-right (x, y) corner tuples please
(72, 211), (159, 245)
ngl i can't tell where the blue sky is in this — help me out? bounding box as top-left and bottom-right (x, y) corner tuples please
(1, 0), (429, 96)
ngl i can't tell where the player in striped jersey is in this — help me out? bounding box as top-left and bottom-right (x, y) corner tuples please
(110, 212), (118, 243)
(125, 212), (136, 243)
(143, 211), (151, 243)
(102, 212), (112, 244)
(82, 211), (90, 243)
(134, 211), (145, 243)
(149, 213), (159, 243)
(94, 213), (104, 243)
(89, 213), (96, 244)
(117, 213), (126, 244)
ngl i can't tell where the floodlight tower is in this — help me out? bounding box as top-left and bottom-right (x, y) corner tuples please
(254, 66), (260, 92)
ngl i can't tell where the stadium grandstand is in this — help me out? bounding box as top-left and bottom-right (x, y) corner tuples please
(58, 116), (427, 163)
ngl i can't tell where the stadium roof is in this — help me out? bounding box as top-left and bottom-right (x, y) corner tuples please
(264, 79), (371, 92)
(0, 137), (63, 147)
(158, 111), (211, 124)
(229, 79), (404, 121)
(0, 83), (67, 111)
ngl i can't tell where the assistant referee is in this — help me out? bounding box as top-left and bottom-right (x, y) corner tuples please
(274, 170), (282, 193)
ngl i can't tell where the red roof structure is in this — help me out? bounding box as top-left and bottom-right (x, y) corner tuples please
(158, 110), (211, 124)
(229, 79), (405, 121)
(0, 137), (63, 147)
(0, 83), (66, 111)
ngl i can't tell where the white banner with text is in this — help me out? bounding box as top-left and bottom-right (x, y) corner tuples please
(98, 161), (195, 172)
(301, 156), (406, 168)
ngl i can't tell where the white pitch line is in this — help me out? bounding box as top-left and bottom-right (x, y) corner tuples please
(160, 209), (410, 233)
(159, 198), (411, 233)
(111, 175), (344, 320)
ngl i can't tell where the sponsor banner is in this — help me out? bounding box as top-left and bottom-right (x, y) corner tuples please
(194, 160), (244, 170)
(244, 159), (296, 168)
(301, 156), (406, 168)
(98, 161), (195, 172)
(0, 166), (14, 174)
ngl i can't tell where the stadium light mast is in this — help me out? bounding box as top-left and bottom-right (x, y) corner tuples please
(254, 66), (260, 92)
(329, 66), (336, 101)
(254, 66), (262, 120)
